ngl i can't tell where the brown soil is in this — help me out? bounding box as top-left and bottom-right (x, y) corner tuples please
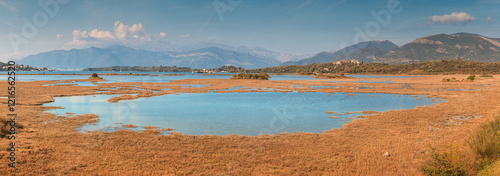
(0, 75), (498, 175)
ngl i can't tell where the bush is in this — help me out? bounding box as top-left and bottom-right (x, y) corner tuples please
(467, 75), (475, 81)
(90, 73), (103, 79)
(422, 117), (500, 175)
(468, 117), (500, 167)
(230, 73), (270, 80)
(422, 144), (477, 176)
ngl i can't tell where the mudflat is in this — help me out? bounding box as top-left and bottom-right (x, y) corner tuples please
(0, 74), (498, 175)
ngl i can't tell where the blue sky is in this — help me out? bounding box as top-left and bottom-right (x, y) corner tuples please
(0, 0), (499, 61)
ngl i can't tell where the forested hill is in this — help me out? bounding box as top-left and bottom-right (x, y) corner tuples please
(83, 59), (500, 75)
(216, 59), (500, 75)
(83, 65), (192, 72)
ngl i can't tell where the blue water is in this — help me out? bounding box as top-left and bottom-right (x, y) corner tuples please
(268, 74), (319, 80)
(225, 86), (246, 90)
(0, 71), (233, 83)
(349, 75), (421, 79)
(44, 81), (98, 86)
(45, 92), (444, 136)
(0, 71), (420, 83)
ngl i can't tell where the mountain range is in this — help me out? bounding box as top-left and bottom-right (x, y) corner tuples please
(376, 33), (500, 63)
(281, 40), (398, 66)
(18, 32), (500, 70)
(19, 45), (307, 70)
(283, 33), (500, 65)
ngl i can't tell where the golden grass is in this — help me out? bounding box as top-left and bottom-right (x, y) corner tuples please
(361, 111), (378, 114)
(160, 128), (174, 131)
(0, 74), (498, 175)
(142, 126), (158, 130)
(122, 124), (137, 128)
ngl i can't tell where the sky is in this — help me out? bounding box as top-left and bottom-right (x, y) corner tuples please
(0, 0), (499, 62)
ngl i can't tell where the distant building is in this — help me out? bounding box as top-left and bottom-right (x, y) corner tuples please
(333, 59), (360, 65)
(201, 68), (214, 73)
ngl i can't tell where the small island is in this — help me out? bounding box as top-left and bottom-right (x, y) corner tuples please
(230, 73), (271, 80)
(90, 73), (103, 79)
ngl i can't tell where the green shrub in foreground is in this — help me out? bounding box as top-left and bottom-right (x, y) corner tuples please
(422, 144), (477, 176)
(468, 117), (500, 167)
(422, 117), (500, 176)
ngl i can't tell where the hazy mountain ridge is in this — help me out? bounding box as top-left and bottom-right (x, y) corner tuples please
(19, 45), (281, 70)
(143, 42), (309, 63)
(232, 46), (312, 62)
(19, 42), (309, 70)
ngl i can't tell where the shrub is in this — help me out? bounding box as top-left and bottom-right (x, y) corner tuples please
(90, 73), (103, 79)
(422, 117), (500, 175)
(468, 117), (500, 167)
(467, 75), (475, 81)
(422, 144), (477, 176)
(230, 73), (270, 80)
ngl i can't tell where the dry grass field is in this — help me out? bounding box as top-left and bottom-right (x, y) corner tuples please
(0, 74), (498, 175)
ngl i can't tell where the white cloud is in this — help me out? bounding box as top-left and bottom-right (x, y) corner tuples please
(63, 21), (207, 53)
(65, 21), (157, 49)
(487, 17), (493, 22)
(430, 12), (476, 24)
(89, 29), (115, 39)
(56, 34), (64, 38)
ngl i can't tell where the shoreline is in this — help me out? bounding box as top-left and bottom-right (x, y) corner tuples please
(48, 91), (442, 136)
(0, 74), (498, 174)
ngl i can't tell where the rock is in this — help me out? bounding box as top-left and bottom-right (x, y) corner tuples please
(383, 152), (390, 157)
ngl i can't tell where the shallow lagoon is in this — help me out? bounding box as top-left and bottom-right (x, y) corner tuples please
(1, 71), (420, 83)
(46, 92), (444, 136)
(1, 72), (233, 83)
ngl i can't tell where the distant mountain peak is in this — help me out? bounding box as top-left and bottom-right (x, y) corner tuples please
(378, 33), (500, 64)
(281, 40), (397, 66)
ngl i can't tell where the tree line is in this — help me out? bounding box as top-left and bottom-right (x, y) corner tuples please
(82, 59), (500, 75)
